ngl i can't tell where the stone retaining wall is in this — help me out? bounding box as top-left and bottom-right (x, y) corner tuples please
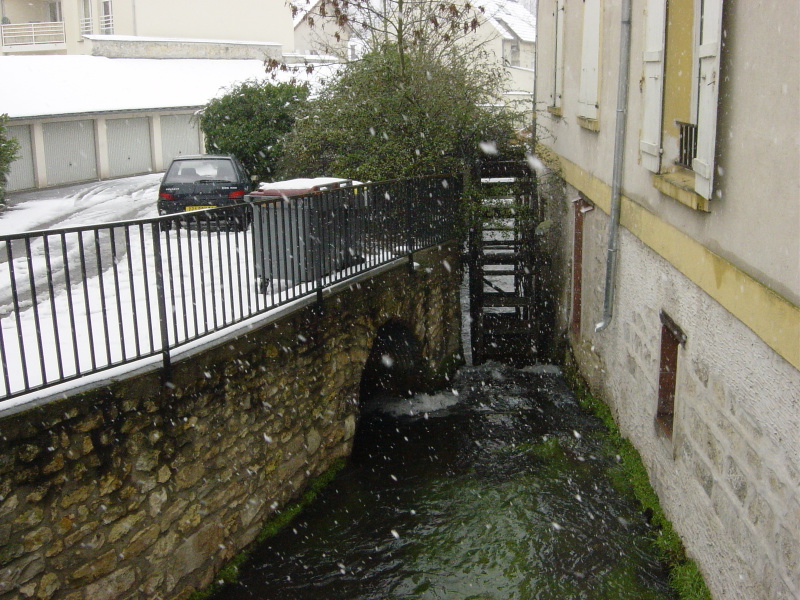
(0, 243), (463, 600)
(85, 37), (283, 61)
(566, 201), (800, 600)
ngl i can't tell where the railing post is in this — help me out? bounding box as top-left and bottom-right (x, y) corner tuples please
(406, 181), (415, 272)
(314, 192), (325, 305)
(151, 223), (171, 379)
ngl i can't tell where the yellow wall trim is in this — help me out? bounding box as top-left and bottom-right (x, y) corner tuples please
(557, 155), (800, 371)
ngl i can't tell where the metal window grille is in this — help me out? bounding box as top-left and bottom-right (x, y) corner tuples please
(676, 121), (698, 169)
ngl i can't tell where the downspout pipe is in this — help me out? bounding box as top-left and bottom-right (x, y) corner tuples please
(595, 0), (632, 332)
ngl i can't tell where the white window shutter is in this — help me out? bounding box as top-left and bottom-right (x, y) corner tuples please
(640, 0), (666, 173)
(554, 0), (565, 108)
(577, 0), (601, 119)
(693, 0), (724, 200)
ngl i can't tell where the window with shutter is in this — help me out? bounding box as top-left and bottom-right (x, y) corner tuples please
(577, 0), (601, 120)
(553, 0), (565, 110)
(641, 0), (724, 204)
(693, 0), (724, 199)
(640, 0), (667, 173)
(542, 0), (565, 112)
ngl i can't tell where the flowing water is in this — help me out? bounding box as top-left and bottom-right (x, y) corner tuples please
(212, 363), (675, 600)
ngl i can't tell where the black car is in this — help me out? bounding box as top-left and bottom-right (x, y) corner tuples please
(157, 155), (252, 230)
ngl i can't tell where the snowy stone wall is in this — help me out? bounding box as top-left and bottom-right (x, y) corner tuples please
(564, 194), (800, 600)
(85, 37), (284, 61)
(0, 243), (463, 600)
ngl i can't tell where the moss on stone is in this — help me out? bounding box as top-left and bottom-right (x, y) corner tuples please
(502, 435), (564, 461)
(562, 352), (712, 600)
(186, 458), (347, 600)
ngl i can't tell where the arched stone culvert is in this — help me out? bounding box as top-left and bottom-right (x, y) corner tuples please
(359, 319), (428, 403)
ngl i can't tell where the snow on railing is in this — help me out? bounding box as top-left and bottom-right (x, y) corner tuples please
(0, 175), (462, 405)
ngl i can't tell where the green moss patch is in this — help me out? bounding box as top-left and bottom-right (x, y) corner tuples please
(563, 356), (712, 600)
(187, 458), (347, 600)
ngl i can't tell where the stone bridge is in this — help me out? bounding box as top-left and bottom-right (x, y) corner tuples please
(0, 242), (462, 600)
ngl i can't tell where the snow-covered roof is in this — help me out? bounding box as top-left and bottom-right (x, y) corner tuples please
(481, 0), (536, 43)
(292, 0), (327, 28)
(0, 55), (333, 120)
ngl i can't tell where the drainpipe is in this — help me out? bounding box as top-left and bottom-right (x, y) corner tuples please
(131, 0), (138, 35)
(595, 0), (632, 332)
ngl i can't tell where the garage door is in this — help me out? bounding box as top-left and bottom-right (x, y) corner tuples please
(107, 117), (153, 177)
(161, 114), (201, 165)
(43, 120), (97, 186)
(6, 124), (35, 192)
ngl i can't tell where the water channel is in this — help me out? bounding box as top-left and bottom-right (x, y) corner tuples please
(212, 362), (676, 600)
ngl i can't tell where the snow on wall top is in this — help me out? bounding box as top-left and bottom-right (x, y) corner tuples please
(0, 55), (331, 120)
(83, 35), (282, 47)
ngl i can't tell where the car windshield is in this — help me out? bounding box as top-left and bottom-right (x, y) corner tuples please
(164, 159), (236, 184)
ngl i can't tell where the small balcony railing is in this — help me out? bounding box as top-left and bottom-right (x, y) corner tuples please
(676, 121), (698, 170)
(79, 17), (93, 35)
(0, 21), (66, 48)
(99, 14), (114, 35)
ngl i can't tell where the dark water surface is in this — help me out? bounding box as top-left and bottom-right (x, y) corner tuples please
(212, 364), (675, 600)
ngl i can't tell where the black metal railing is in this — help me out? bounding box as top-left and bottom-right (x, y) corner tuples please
(0, 175), (462, 404)
(676, 121), (698, 169)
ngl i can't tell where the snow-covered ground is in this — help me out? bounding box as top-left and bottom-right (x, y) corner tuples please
(1, 173), (163, 234)
(0, 52), (344, 410)
(0, 175), (427, 409)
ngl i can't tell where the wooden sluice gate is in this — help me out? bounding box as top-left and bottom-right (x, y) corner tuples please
(467, 159), (540, 366)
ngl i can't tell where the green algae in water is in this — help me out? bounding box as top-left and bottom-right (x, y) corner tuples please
(211, 365), (676, 600)
(564, 360), (712, 600)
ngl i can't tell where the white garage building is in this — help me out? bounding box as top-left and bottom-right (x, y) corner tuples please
(1, 55), (325, 191)
(8, 108), (203, 190)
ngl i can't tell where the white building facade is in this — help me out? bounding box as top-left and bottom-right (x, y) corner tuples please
(535, 0), (799, 598)
(1, 0), (294, 56)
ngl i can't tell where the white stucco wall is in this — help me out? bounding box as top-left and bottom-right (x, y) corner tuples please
(129, 0), (294, 52)
(535, 0), (800, 307)
(294, 14), (350, 58)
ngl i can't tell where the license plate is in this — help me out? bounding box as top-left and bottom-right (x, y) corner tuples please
(185, 206), (215, 211)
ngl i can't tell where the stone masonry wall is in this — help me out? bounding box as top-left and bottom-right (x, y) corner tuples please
(87, 38), (284, 61)
(563, 194), (800, 600)
(0, 243), (463, 600)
